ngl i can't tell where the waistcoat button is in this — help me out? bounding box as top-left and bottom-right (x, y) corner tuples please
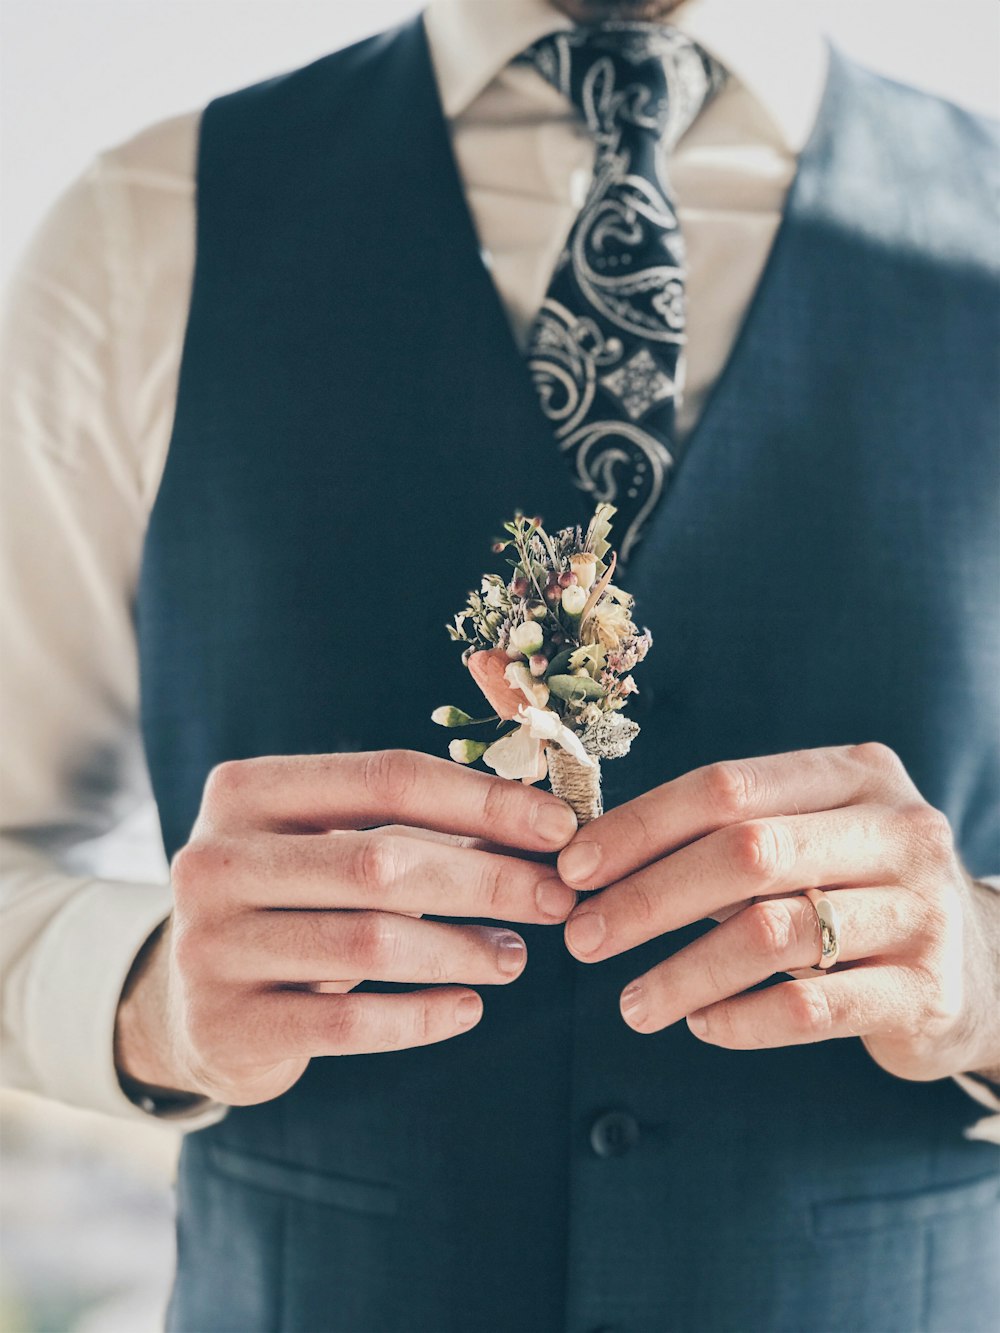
(589, 1109), (639, 1158)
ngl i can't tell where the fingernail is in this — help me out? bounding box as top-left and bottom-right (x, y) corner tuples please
(457, 994), (483, 1027)
(687, 1012), (708, 1038)
(533, 800), (578, 846)
(496, 934), (527, 975)
(536, 877), (577, 919)
(559, 841), (601, 886)
(620, 981), (645, 1026)
(566, 910), (606, 956)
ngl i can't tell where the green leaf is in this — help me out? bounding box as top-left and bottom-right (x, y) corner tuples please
(543, 647), (576, 678)
(546, 674), (607, 703)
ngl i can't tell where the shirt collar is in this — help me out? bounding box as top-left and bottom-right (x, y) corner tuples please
(423, 0), (830, 155)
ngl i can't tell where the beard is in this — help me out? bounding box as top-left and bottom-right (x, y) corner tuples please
(550, 0), (688, 20)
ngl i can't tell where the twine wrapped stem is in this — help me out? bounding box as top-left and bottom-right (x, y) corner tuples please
(547, 746), (603, 825)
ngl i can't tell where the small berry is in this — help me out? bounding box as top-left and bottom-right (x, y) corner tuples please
(529, 654), (548, 677)
(544, 583), (563, 603)
(558, 571), (578, 588)
(510, 576), (530, 598)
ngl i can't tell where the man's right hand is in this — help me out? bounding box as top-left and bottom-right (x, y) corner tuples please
(113, 749), (579, 1109)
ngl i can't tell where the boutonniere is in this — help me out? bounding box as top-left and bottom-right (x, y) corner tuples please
(432, 504), (651, 823)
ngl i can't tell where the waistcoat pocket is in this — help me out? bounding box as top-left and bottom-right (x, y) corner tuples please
(812, 1170), (1000, 1237)
(207, 1142), (400, 1217)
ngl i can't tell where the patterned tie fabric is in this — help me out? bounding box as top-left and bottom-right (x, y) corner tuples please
(517, 24), (727, 562)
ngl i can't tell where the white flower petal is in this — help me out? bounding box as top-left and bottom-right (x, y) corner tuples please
(482, 727), (545, 782)
(550, 723), (594, 767)
(505, 661), (548, 708)
(520, 704), (561, 740)
(519, 707), (596, 768)
(522, 743), (549, 786)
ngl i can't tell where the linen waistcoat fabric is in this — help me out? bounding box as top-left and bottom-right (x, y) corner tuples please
(137, 17), (1000, 1333)
(518, 24), (727, 562)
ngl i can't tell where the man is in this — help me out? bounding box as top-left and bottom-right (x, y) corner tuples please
(2, 0), (999, 1329)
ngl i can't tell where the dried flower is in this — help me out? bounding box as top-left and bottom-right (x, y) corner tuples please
(433, 504), (651, 817)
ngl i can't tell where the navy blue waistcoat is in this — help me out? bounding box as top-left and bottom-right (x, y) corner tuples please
(137, 17), (1000, 1332)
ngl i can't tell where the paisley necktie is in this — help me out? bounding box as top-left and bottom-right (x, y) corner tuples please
(517, 24), (727, 562)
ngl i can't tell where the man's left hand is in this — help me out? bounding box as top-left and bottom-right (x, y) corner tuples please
(557, 743), (1000, 1084)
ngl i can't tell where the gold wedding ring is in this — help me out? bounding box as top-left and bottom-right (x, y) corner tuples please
(803, 887), (841, 970)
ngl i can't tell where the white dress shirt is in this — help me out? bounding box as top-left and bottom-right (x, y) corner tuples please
(2, 0), (997, 1139)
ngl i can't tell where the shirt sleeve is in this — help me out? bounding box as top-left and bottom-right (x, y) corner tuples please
(0, 153), (226, 1130)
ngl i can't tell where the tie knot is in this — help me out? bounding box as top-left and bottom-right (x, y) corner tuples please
(517, 22), (726, 155)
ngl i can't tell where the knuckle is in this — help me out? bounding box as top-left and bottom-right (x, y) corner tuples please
(743, 899), (794, 959)
(702, 1002), (735, 1046)
(424, 951), (450, 985)
(202, 759), (252, 812)
(903, 802), (954, 864)
(727, 820), (786, 881)
(352, 834), (400, 896)
(783, 982), (832, 1037)
(415, 997), (436, 1046)
(480, 776), (519, 834)
(170, 839), (226, 898)
(702, 760), (758, 821)
(851, 741), (905, 782)
(618, 803), (657, 859)
(360, 749), (422, 810)
(327, 999), (360, 1052)
(920, 960), (963, 1029)
(626, 878), (659, 928)
(915, 889), (955, 948)
(349, 913), (400, 973)
(478, 858), (507, 918)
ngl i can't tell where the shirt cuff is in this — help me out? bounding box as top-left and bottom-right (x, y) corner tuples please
(19, 877), (228, 1130)
(953, 1072), (1000, 1143)
(954, 874), (1000, 1142)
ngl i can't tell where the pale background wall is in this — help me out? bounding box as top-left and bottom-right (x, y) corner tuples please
(0, 3), (997, 1331)
(1, 1), (999, 286)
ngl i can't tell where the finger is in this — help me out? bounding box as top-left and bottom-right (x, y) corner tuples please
(222, 911), (527, 986)
(564, 802), (911, 961)
(382, 823), (552, 863)
(557, 742), (921, 890)
(618, 887), (908, 1033)
(383, 825), (497, 853)
(202, 749), (578, 850)
(195, 829), (578, 923)
(248, 986), (484, 1060)
(685, 963), (917, 1050)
